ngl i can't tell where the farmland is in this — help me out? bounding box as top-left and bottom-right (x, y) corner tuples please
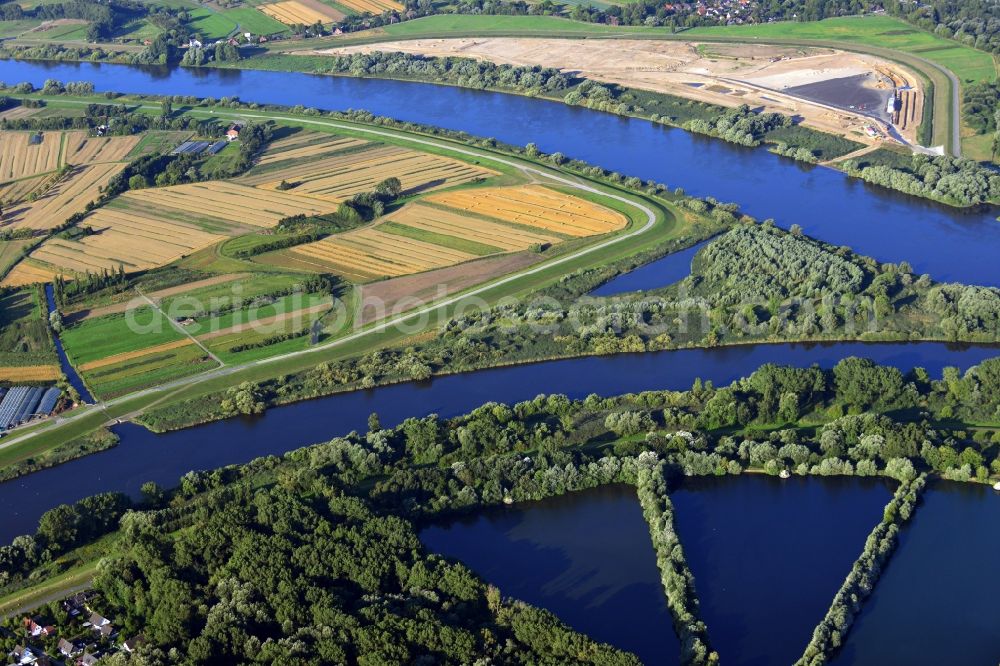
(0, 131), (60, 181)
(240, 141), (495, 201)
(17, 180), (342, 276)
(60, 307), (215, 398)
(0, 132), (146, 243)
(6, 163), (129, 231)
(218, 7), (289, 35)
(277, 185), (627, 281)
(0, 287), (58, 381)
(336, 0), (403, 13)
(259, 0), (344, 25)
(2, 262), (59, 288)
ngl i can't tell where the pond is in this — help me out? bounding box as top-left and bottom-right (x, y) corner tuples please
(421, 476), (895, 664)
(834, 481), (1000, 665)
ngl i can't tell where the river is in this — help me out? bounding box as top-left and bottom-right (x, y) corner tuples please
(0, 59), (998, 287)
(2, 340), (998, 543)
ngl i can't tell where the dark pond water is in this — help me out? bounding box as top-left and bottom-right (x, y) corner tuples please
(835, 482), (1000, 665)
(420, 484), (680, 665)
(670, 475), (893, 666)
(43, 284), (92, 402)
(420, 477), (896, 664)
(589, 240), (709, 296)
(1, 59), (999, 286)
(2, 340), (998, 543)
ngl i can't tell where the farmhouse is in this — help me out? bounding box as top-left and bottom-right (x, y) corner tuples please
(226, 124), (242, 141)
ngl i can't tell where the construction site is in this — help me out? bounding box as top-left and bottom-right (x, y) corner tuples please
(309, 38), (925, 148)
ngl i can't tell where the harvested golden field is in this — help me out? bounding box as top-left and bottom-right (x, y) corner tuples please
(62, 132), (141, 164)
(0, 174), (50, 205)
(0, 132), (61, 181)
(123, 181), (340, 228)
(78, 338), (194, 372)
(7, 163), (127, 231)
(339, 0), (402, 13)
(426, 185), (627, 236)
(1, 261), (58, 287)
(388, 203), (559, 251)
(260, 0), (342, 24)
(28, 209), (225, 274)
(0, 106), (40, 121)
(0, 365), (61, 381)
(243, 145), (494, 201)
(256, 135), (369, 166)
(287, 227), (476, 280)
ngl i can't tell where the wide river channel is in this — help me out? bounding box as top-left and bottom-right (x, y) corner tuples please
(1, 58), (998, 664)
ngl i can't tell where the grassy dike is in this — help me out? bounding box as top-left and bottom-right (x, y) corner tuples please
(0, 96), (690, 477)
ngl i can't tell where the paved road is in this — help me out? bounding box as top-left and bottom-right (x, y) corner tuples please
(0, 115), (660, 453)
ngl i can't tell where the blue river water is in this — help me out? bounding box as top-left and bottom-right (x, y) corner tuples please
(0, 58), (998, 287)
(2, 339), (997, 543)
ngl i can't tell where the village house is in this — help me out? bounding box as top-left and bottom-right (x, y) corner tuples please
(9, 645), (52, 665)
(77, 652), (100, 666)
(122, 635), (145, 653)
(87, 611), (114, 638)
(22, 617), (55, 638)
(58, 638), (80, 658)
(226, 124), (242, 141)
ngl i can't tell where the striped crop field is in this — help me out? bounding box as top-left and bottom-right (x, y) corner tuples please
(28, 208), (226, 274)
(255, 134), (369, 167)
(78, 338), (195, 372)
(243, 145), (495, 201)
(0, 174), (50, 206)
(425, 185), (628, 236)
(0, 106), (40, 121)
(0, 132), (61, 181)
(287, 227), (477, 280)
(0, 364), (60, 381)
(62, 132), (141, 165)
(338, 0), (403, 13)
(386, 203), (561, 251)
(121, 181), (341, 228)
(259, 0), (343, 24)
(1, 261), (59, 288)
(276, 185), (625, 281)
(81, 342), (215, 399)
(8, 163), (128, 231)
